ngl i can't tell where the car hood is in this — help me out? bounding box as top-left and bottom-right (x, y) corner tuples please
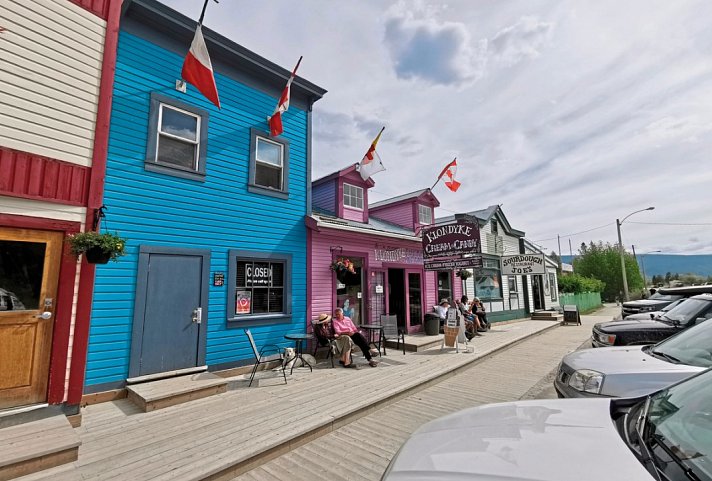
(623, 300), (668, 308)
(623, 311), (664, 320)
(562, 346), (703, 397)
(384, 399), (652, 481)
(595, 318), (675, 332)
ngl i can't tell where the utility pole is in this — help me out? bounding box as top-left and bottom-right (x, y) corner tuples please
(557, 234), (562, 270)
(568, 239), (574, 273)
(616, 218), (629, 302)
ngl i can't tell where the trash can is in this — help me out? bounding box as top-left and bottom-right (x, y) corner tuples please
(424, 313), (441, 336)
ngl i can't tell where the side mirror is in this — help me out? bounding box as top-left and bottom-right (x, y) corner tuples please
(695, 317), (708, 325)
(650, 313), (655, 320)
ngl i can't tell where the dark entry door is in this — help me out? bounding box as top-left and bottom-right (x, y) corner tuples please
(532, 275), (545, 311)
(134, 249), (208, 377)
(388, 268), (406, 329)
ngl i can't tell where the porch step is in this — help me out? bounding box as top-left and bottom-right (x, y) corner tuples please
(385, 334), (443, 352)
(127, 372), (228, 412)
(531, 311), (564, 321)
(0, 407), (80, 481)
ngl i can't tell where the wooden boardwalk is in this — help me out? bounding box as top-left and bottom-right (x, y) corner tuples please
(232, 315), (602, 481)
(16, 318), (593, 481)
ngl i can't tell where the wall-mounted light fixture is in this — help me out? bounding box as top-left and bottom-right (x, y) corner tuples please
(330, 246), (343, 254)
(92, 205), (107, 231)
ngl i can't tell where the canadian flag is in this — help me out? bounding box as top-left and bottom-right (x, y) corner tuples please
(181, 25), (221, 109)
(358, 127), (386, 180)
(269, 56), (302, 137)
(437, 158), (461, 192)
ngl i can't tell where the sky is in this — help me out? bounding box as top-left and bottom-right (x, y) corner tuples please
(164, 0), (712, 256)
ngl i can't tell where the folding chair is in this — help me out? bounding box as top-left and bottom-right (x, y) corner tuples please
(381, 314), (405, 355)
(245, 329), (287, 387)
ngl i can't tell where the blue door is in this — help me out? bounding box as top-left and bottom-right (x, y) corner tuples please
(131, 248), (210, 377)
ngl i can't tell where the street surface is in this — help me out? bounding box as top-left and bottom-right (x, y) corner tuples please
(233, 305), (619, 481)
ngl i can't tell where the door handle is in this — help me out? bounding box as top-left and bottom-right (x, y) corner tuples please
(36, 311), (52, 320)
(192, 307), (202, 324)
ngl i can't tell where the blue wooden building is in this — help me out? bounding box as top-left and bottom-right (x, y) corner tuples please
(83, 0), (326, 394)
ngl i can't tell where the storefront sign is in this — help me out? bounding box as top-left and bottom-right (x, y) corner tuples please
(501, 254), (546, 275)
(424, 256), (483, 271)
(375, 285), (383, 294)
(422, 219), (481, 259)
(213, 272), (225, 287)
(246, 263), (271, 286)
(236, 291), (251, 314)
(374, 246), (423, 264)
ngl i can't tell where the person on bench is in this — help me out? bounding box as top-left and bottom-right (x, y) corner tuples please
(472, 296), (490, 331)
(332, 308), (379, 368)
(457, 296), (482, 338)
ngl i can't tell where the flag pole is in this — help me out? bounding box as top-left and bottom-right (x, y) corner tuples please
(292, 56), (304, 76)
(432, 157), (456, 190)
(198, 0), (218, 25)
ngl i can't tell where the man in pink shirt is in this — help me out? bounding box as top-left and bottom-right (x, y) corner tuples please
(333, 308), (378, 367)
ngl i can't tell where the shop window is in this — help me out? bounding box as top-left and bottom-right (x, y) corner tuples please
(146, 92), (208, 181)
(508, 276), (518, 296)
(248, 128), (290, 199)
(474, 258), (503, 300)
(491, 219), (499, 235)
(437, 270), (452, 303)
(418, 204), (432, 225)
(227, 250), (292, 323)
(343, 183), (364, 210)
(549, 273), (557, 301)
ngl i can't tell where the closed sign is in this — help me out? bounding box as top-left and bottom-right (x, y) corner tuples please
(246, 264), (272, 286)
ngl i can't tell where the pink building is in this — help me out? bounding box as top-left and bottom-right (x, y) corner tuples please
(306, 164), (462, 333)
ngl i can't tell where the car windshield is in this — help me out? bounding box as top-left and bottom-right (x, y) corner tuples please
(661, 299), (684, 312)
(645, 370), (712, 480)
(662, 298), (711, 323)
(653, 318), (712, 367)
(648, 293), (681, 301)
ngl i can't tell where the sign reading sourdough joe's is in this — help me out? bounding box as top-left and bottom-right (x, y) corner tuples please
(501, 254), (546, 275)
(422, 218), (481, 259)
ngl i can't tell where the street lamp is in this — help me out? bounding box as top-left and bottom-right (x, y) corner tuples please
(639, 249), (662, 288)
(617, 207), (654, 301)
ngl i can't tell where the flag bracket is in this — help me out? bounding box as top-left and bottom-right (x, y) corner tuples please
(175, 79), (187, 93)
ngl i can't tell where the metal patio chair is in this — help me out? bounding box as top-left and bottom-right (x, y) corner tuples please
(381, 314), (406, 355)
(245, 329), (287, 387)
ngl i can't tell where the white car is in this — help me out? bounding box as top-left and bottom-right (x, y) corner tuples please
(382, 369), (712, 481)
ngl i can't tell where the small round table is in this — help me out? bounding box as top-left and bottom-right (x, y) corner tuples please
(284, 333), (313, 374)
(359, 324), (386, 356)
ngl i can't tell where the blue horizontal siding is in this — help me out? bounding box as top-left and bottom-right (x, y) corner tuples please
(85, 30), (309, 387)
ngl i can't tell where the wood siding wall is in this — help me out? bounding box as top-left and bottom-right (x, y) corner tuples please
(312, 180), (336, 214)
(0, 0), (105, 167)
(370, 202), (414, 230)
(85, 31), (310, 388)
(69, 0), (112, 20)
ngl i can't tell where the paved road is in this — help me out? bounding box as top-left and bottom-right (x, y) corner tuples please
(233, 306), (617, 481)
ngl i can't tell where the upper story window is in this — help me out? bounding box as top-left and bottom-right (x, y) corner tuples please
(146, 93), (209, 181)
(418, 204), (432, 225)
(248, 128), (290, 200)
(491, 219), (499, 235)
(343, 183), (364, 210)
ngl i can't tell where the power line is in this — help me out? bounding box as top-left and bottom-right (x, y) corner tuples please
(628, 221), (712, 226)
(532, 222), (614, 243)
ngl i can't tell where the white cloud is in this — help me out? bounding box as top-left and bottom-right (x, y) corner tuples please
(490, 16), (554, 66)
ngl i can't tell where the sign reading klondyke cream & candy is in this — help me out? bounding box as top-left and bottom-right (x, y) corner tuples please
(421, 218), (481, 259)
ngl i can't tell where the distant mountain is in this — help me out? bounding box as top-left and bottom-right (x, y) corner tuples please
(561, 254), (712, 278)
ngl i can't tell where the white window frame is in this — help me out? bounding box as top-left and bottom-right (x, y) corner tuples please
(156, 103), (201, 171)
(254, 136), (284, 191)
(343, 183), (364, 210)
(418, 204), (433, 225)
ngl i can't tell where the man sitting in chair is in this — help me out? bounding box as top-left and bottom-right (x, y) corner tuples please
(457, 296), (482, 338)
(333, 308), (379, 368)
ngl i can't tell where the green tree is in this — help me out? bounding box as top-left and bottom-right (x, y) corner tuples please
(573, 241), (644, 302)
(665, 272), (672, 283)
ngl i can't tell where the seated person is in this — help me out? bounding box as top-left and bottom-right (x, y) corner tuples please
(435, 298), (450, 320)
(313, 313), (354, 365)
(332, 308), (379, 367)
(472, 296), (490, 330)
(457, 296), (482, 337)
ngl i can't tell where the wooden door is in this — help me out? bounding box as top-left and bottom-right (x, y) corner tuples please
(0, 227), (62, 409)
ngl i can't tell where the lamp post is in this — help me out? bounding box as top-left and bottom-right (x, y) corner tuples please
(639, 249), (661, 288)
(617, 207), (654, 301)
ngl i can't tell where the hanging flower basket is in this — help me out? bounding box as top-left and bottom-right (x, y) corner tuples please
(456, 269), (472, 280)
(330, 257), (356, 274)
(67, 231), (127, 264)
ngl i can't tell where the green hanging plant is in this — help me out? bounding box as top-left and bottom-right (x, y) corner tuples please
(67, 231), (127, 264)
(456, 269), (472, 280)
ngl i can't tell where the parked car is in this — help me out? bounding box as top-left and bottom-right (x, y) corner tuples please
(620, 285), (712, 318)
(621, 298), (684, 321)
(555, 312), (712, 398)
(592, 294), (712, 348)
(382, 369), (712, 481)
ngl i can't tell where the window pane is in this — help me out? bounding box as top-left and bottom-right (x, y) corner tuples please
(256, 138), (282, 167)
(271, 263), (284, 287)
(161, 106), (197, 141)
(252, 288), (269, 313)
(343, 184), (363, 209)
(255, 163), (282, 190)
(475, 268), (502, 300)
(0, 240), (46, 311)
(235, 290), (251, 314)
(236, 262), (248, 287)
(157, 135), (197, 169)
(268, 288), (283, 313)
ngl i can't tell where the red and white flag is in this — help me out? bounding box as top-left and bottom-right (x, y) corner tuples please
(358, 127), (386, 180)
(437, 158), (461, 192)
(181, 25), (221, 108)
(269, 56), (302, 137)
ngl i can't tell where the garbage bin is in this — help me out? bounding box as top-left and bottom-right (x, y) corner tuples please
(424, 313), (441, 336)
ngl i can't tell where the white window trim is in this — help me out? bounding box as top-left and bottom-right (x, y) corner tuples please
(343, 183), (364, 210)
(156, 103), (201, 171)
(254, 136), (285, 191)
(418, 204), (432, 225)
